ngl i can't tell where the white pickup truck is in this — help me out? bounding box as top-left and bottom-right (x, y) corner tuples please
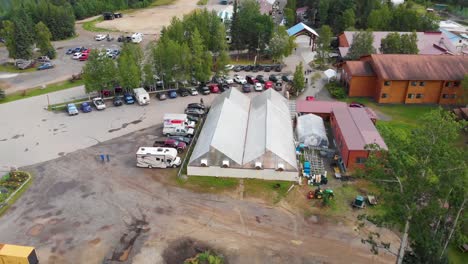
(162, 126), (194, 137)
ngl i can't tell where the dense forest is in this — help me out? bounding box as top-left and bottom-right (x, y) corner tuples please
(0, 0), (154, 41)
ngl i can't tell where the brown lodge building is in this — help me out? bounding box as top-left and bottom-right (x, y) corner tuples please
(341, 54), (468, 104)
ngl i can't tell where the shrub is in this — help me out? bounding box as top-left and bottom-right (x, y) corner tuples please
(326, 81), (347, 99)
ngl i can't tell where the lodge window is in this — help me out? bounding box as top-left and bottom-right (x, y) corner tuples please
(419, 81), (425, 86)
(411, 81), (417, 86)
(454, 81), (460, 87)
(381, 93), (388, 98)
(442, 94), (449, 99)
(356, 157), (367, 164)
(416, 93), (423, 99)
(384, 81), (391, 86)
(407, 93), (415, 99)
(450, 94), (457, 99)
(445, 82), (452, 87)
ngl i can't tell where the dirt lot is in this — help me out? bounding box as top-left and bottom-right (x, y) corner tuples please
(0, 124), (398, 264)
(96, 0), (229, 36)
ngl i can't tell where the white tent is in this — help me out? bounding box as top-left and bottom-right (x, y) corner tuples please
(324, 69), (337, 83)
(296, 114), (329, 148)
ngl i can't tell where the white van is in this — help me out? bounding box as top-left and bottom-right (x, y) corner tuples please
(133, 88), (150, 105)
(131, 33), (143, 43)
(136, 147), (181, 168)
(163, 113), (196, 128)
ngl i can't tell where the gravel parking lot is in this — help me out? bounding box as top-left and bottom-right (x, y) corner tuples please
(0, 124), (396, 264)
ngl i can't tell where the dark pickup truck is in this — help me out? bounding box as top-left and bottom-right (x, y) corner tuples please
(153, 139), (187, 153)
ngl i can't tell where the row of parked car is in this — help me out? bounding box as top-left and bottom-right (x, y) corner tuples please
(232, 64), (283, 73)
(66, 47), (121, 61)
(66, 92), (136, 115)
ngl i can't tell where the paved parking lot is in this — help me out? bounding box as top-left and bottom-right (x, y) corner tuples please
(0, 123), (396, 264)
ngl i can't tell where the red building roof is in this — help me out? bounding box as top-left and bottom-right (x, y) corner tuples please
(296, 100), (346, 114)
(333, 106), (387, 151)
(344, 61), (375, 76)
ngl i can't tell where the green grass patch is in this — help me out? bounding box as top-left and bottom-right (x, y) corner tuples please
(448, 244), (468, 264)
(82, 17), (118, 32)
(0, 172), (33, 217)
(244, 179), (292, 204)
(178, 176), (239, 193)
(0, 63), (37, 73)
(151, 0), (177, 6)
(197, 0), (208, 5)
(327, 183), (359, 215)
(0, 79), (84, 104)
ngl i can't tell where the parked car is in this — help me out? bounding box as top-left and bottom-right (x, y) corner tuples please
(36, 56), (50, 63)
(168, 90), (178, 98)
(264, 66), (271, 72)
(209, 83), (220, 93)
(66, 49), (74, 55)
(79, 53), (89, 61)
(189, 87), (198, 96)
(220, 84), (230, 92)
(244, 65), (253, 72)
(198, 85), (211, 95)
(72, 47), (83, 53)
(306, 96), (315, 101)
(274, 65), (282, 72)
(349, 102), (365, 108)
(93, 97), (106, 110)
(246, 75), (258, 84)
(223, 75), (234, 84)
(211, 76), (223, 84)
(123, 93), (135, 104)
(72, 52), (82, 60)
(37, 63), (54, 70)
(225, 64), (234, 71)
(153, 139), (187, 153)
(95, 34), (106, 41)
(242, 84), (251, 93)
(185, 108), (205, 117)
(274, 81), (282, 91)
(157, 93), (167, 100)
(187, 103), (205, 110)
(80, 102), (92, 113)
(282, 75), (293, 82)
(252, 65), (259, 72)
(264, 81), (273, 90)
(15, 60), (35, 70)
(168, 135), (192, 145)
(256, 75), (265, 83)
(113, 96), (123, 106)
(269, 74), (278, 82)
(254, 82), (263, 92)
(234, 75), (247, 84)
(233, 65), (243, 72)
(178, 88), (190, 97)
(187, 115), (200, 123)
(67, 103), (79, 116)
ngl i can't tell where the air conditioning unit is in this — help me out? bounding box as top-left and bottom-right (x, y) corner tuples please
(200, 159), (208, 167)
(222, 160), (229, 168)
(255, 162), (263, 170)
(277, 163), (285, 171)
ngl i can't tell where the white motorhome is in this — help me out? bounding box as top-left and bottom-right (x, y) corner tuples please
(131, 33), (143, 43)
(163, 113), (196, 128)
(133, 88), (150, 105)
(136, 147), (181, 168)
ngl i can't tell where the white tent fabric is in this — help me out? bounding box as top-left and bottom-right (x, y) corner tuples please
(189, 89), (297, 171)
(324, 69), (337, 82)
(189, 89), (249, 166)
(296, 114), (329, 148)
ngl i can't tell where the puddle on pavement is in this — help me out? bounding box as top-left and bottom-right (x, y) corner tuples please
(11, 134), (24, 139)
